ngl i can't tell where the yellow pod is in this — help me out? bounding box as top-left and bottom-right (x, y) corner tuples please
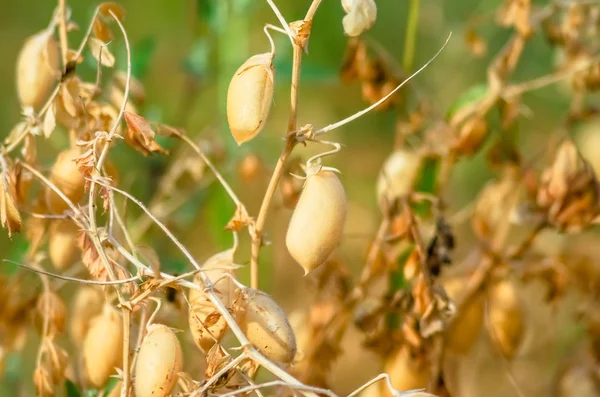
(188, 251), (235, 352)
(69, 286), (104, 347)
(45, 148), (86, 214)
(226, 53), (274, 146)
(376, 149), (422, 206)
(382, 346), (430, 397)
(134, 324), (183, 397)
(83, 308), (123, 388)
(286, 169), (347, 274)
(16, 30), (60, 111)
(239, 288), (296, 364)
(487, 280), (525, 359)
(443, 276), (484, 354)
(48, 219), (80, 270)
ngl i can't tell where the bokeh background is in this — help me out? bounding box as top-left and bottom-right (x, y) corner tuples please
(1, 0), (599, 396)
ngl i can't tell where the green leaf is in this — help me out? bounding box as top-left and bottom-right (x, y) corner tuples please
(103, 377), (119, 395)
(273, 59), (338, 83)
(65, 380), (82, 397)
(446, 84), (488, 120)
(205, 185), (234, 251)
(131, 37), (157, 80)
(413, 157), (440, 216)
(386, 244), (414, 329)
(5, 236), (29, 275)
(183, 38), (211, 78)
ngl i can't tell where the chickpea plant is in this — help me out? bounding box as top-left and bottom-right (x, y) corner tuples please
(4, 0), (600, 397)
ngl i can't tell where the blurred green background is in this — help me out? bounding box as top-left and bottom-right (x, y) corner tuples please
(0, 0), (589, 396)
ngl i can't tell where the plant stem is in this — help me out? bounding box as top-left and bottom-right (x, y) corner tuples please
(403, 0), (421, 73)
(121, 309), (130, 397)
(250, 0), (322, 289)
(58, 0), (69, 70)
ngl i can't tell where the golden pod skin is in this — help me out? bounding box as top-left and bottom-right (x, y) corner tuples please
(188, 251), (235, 352)
(286, 170), (347, 274)
(239, 288), (297, 364)
(83, 309), (123, 388)
(376, 149), (422, 206)
(48, 219), (80, 270)
(487, 280), (525, 359)
(16, 30), (60, 111)
(69, 286), (104, 347)
(226, 53), (274, 145)
(35, 291), (67, 335)
(134, 324), (183, 397)
(443, 277), (484, 354)
(45, 148), (86, 214)
(382, 346), (431, 397)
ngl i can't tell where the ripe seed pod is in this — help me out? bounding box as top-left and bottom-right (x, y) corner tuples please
(226, 53), (274, 146)
(286, 167), (347, 274)
(45, 148), (86, 214)
(16, 30), (60, 111)
(376, 149), (422, 207)
(188, 251), (235, 352)
(382, 346), (430, 397)
(443, 277), (484, 354)
(83, 308), (123, 387)
(487, 280), (525, 359)
(238, 288), (297, 364)
(48, 219), (80, 270)
(35, 291), (67, 335)
(69, 286), (104, 347)
(134, 324), (183, 397)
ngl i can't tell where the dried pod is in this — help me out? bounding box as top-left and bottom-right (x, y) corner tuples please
(226, 53), (274, 145)
(35, 291), (67, 336)
(69, 286), (104, 346)
(238, 288), (297, 364)
(487, 280), (525, 359)
(188, 250), (235, 352)
(45, 148), (86, 214)
(286, 168), (347, 274)
(83, 308), (123, 387)
(16, 30), (60, 111)
(134, 324), (183, 397)
(382, 346), (431, 397)
(443, 277), (484, 354)
(48, 219), (80, 270)
(376, 149), (422, 207)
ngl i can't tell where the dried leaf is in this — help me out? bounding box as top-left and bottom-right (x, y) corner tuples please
(43, 106), (56, 138)
(157, 124), (184, 138)
(93, 18), (113, 42)
(465, 28), (487, 57)
(225, 205), (251, 232)
(88, 37), (115, 68)
(21, 133), (37, 166)
(99, 2), (126, 21)
(4, 121), (29, 146)
(66, 21), (79, 32)
(73, 148), (96, 181)
(203, 310), (223, 329)
(123, 111), (168, 156)
(1, 173), (22, 237)
(11, 162), (31, 206)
